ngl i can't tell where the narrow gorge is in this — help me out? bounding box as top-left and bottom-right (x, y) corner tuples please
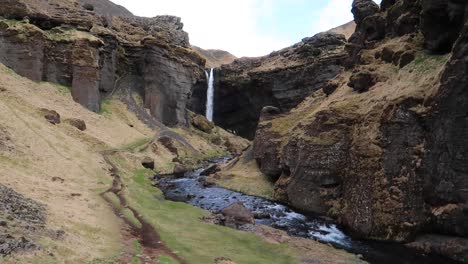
(0, 0), (467, 263)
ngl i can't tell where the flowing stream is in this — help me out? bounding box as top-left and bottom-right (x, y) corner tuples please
(156, 158), (461, 264)
(205, 68), (214, 122)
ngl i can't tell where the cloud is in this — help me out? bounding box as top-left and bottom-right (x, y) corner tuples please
(311, 0), (382, 34)
(310, 0), (354, 34)
(110, 0), (290, 57)
(110, 0), (382, 57)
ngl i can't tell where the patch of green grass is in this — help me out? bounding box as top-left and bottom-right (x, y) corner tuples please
(86, 257), (120, 264)
(1, 65), (20, 77)
(131, 240), (143, 264)
(157, 255), (179, 264)
(121, 168), (298, 264)
(410, 52), (450, 74)
(100, 99), (113, 115)
(121, 138), (152, 152)
(42, 82), (71, 95)
(45, 30), (73, 41)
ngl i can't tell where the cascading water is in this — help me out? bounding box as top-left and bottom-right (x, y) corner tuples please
(205, 68), (214, 122)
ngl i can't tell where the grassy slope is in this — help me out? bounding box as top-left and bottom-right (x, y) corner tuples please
(0, 63), (364, 264)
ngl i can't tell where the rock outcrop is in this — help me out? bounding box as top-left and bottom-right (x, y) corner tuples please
(249, 0), (468, 261)
(192, 46), (237, 68)
(0, 0), (206, 126)
(190, 32), (348, 139)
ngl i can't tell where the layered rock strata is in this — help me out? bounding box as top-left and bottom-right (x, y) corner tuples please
(0, 0), (206, 126)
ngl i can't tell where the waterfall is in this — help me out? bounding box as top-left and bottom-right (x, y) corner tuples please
(205, 68), (214, 122)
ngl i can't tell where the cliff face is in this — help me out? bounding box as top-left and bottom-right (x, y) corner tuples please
(191, 46), (236, 68)
(249, 0), (468, 261)
(190, 33), (348, 139)
(0, 0), (206, 126)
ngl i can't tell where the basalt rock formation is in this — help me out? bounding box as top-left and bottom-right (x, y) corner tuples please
(190, 32), (348, 139)
(0, 0), (206, 126)
(250, 0), (468, 261)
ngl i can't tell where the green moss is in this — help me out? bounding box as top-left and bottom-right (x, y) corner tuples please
(157, 255), (179, 264)
(121, 137), (152, 152)
(1, 65), (20, 77)
(44, 30), (73, 41)
(99, 99), (113, 115)
(131, 240), (143, 264)
(410, 52), (450, 74)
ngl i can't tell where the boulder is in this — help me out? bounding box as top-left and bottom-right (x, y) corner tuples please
(348, 71), (377, 93)
(40, 109), (60, 125)
(322, 80), (340, 96)
(381, 47), (395, 63)
(399, 51), (415, 68)
(158, 136), (179, 155)
(351, 0), (380, 25)
(221, 202), (254, 226)
(173, 164), (189, 178)
(191, 114), (214, 133)
(65, 118), (86, 131)
(201, 164), (219, 176)
(141, 157), (155, 170)
(259, 106), (281, 122)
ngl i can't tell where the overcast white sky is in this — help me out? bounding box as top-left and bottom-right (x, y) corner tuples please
(110, 0), (381, 57)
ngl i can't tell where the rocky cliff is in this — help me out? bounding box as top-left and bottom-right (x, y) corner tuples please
(191, 46), (236, 68)
(247, 0), (468, 261)
(190, 33), (348, 139)
(0, 0), (206, 126)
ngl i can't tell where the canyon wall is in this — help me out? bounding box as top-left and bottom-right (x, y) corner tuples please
(248, 0), (467, 261)
(0, 0), (206, 126)
(190, 32), (348, 139)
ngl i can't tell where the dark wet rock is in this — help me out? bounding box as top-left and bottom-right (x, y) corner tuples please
(407, 235), (468, 263)
(221, 202), (255, 226)
(421, 0), (468, 54)
(348, 71), (377, 93)
(0, 184), (46, 226)
(191, 114), (214, 133)
(141, 157), (155, 170)
(0, 235), (40, 256)
(199, 177), (216, 187)
(322, 80), (340, 96)
(381, 47), (395, 63)
(399, 51), (415, 68)
(40, 109), (60, 125)
(253, 212), (271, 219)
(65, 118), (86, 131)
(173, 164), (189, 178)
(201, 164), (219, 176)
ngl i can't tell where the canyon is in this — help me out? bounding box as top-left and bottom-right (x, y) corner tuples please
(0, 0), (467, 263)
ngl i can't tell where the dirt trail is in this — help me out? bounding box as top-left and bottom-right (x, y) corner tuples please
(100, 149), (189, 264)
